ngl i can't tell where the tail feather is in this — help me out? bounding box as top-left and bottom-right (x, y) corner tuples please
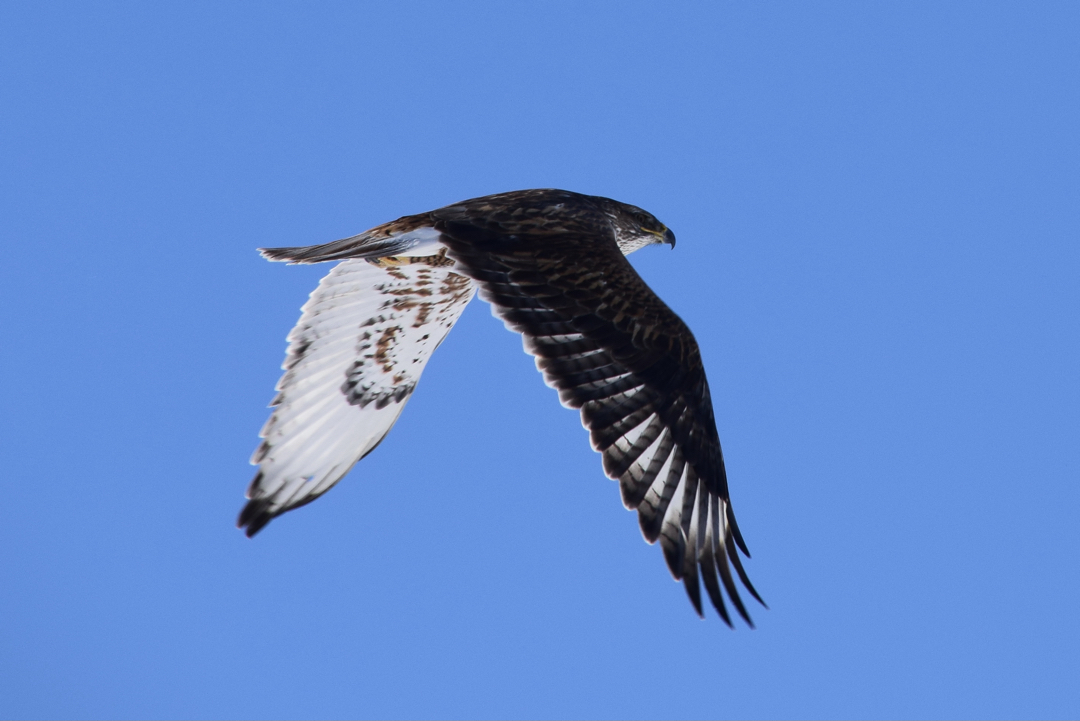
(260, 214), (443, 264)
(260, 235), (419, 264)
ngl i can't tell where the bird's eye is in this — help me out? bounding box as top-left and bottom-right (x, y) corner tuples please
(633, 212), (649, 226)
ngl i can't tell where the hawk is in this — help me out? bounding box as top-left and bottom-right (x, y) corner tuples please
(240, 189), (764, 625)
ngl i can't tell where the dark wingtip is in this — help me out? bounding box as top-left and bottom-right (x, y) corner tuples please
(237, 499), (274, 537)
(726, 503), (751, 557)
(700, 547), (735, 627)
(682, 550), (705, 618)
(718, 554), (755, 628)
(726, 530), (767, 608)
(684, 578), (705, 619)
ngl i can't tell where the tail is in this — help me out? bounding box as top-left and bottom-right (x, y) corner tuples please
(260, 214), (442, 264)
(260, 234), (420, 264)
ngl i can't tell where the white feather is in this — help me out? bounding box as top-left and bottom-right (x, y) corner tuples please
(247, 256), (475, 517)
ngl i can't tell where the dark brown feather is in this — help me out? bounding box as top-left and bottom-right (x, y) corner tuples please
(431, 189), (761, 624)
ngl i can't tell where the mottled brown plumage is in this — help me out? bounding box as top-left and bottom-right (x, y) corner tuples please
(241, 189), (762, 625)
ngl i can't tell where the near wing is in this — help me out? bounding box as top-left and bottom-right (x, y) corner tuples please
(439, 225), (764, 625)
(239, 254), (475, 536)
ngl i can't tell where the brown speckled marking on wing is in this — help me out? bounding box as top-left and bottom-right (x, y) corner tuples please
(341, 261), (473, 410)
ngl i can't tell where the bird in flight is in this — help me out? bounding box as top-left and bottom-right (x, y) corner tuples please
(240, 189), (764, 625)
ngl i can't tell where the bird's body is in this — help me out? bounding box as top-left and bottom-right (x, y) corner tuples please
(241, 189), (762, 625)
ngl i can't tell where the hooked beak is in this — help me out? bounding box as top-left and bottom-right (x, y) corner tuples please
(663, 227), (676, 248)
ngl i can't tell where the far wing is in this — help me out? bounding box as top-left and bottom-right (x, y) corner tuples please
(239, 255), (474, 536)
(439, 226), (763, 625)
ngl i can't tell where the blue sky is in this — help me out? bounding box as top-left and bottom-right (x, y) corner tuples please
(1, 2), (1078, 718)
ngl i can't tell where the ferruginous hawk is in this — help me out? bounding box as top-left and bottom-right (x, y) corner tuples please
(240, 189), (764, 625)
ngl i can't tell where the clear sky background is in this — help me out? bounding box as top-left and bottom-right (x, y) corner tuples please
(2, 2), (1078, 719)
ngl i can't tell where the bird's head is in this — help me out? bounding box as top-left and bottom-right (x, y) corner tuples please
(591, 196), (677, 255)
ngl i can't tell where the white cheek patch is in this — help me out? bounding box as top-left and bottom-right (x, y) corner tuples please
(615, 234), (656, 255)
